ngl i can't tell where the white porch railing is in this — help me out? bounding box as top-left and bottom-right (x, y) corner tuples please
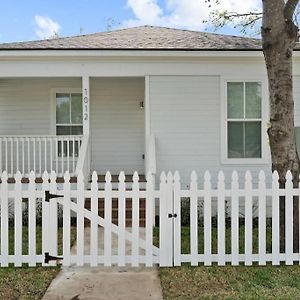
(0, 135), (83, 177)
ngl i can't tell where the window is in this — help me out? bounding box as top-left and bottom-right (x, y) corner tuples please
(56, 93), (83, 135)
(55, 93), (83, 157)
(226, 82), (262, 159)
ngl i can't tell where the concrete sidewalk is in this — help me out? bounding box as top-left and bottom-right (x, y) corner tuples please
(42, 228), (163, 300)
(42, 265), (163, 300)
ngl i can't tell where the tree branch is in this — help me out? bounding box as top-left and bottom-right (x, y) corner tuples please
(284, 0), (299, 19)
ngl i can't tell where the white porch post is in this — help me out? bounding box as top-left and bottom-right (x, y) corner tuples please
(82, 76), (90, 136)
(82, 76), (91, 178)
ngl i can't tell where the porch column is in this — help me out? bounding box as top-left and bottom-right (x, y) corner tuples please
(82, 76), (90, 136)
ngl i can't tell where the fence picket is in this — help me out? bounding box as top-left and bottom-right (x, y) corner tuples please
(90, 171), (98, 267)
(63, 172), (71, 266)
(231, 171), (239, 266)
(49, 171), (58, 266)
(244, 171), (253, 266)
(14, 171), (23, 267)
(258, 171), (266, 265)
(272, 171), (280, 265)
(285, 171), (293, 265)
(118, 172), (126, 267)
(190, 171), (198, 266)
(76, 170), (85, 266)
(28, 171), (36, 267)
(217, 171), (225, 266)
(0, 172), (9, 267)
(146, 172), (154, 267)
(204, 171), (212, 266)
(173, 171), (181, 266)
(104, 171), (112, 266)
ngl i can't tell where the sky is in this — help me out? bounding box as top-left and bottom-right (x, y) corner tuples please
(0, 0), (262, 43)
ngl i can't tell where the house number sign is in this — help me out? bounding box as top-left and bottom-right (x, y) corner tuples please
(84, 88), (89, 121)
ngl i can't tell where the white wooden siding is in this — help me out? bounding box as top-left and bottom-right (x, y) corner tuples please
(90, 77), (145, 174)
(0, 78), (81, 135)
(149, 75), (271, 187)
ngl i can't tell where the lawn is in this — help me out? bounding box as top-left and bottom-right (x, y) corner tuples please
(156, 226), (300, 299)
(0, 226), (76, 300)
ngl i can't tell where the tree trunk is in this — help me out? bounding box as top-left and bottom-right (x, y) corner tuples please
(261, 0), (300, 251)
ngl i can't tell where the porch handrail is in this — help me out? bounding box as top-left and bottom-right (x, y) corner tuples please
(0, 135), (83, 177)
(75, 135), (90, 182)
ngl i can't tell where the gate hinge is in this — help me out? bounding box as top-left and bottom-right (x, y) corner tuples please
(45, 191), (64, 202)
(44, 252), (63, 264)
(168, 213), (178, 218)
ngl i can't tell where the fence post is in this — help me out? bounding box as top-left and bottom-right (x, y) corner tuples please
(132, 172), (140, 267)
(28, 171), (36, 267)
(42, 171), (50, 266)
(118, 171), (126, 267)
(159, 172), (173, 267)
(173, 171), (181, 266)
(104, 171), (112, 267)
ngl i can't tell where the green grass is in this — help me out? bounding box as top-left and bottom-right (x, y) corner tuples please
(156, 226), (300, 299)
(0, 226), (76, 300)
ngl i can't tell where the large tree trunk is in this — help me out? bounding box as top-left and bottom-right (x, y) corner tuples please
(261, 0), (300, 251)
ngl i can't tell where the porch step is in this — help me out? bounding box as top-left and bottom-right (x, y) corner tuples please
(84, 198), (146, 227)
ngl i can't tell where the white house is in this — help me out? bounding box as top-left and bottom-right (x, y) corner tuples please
(1, 25), (300, 187)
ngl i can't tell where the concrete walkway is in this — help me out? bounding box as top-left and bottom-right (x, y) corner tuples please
(43, 228), (163, 300)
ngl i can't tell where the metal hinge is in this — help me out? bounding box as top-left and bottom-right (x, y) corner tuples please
(45, 191), (64, 202)
(44, 252), (63, 264)
(168, 213), (178, 218)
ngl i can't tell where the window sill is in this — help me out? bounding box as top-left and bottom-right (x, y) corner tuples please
(221, 158), (269, 165)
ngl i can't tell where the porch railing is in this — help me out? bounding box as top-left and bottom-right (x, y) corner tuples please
(0, 135), (83, 177)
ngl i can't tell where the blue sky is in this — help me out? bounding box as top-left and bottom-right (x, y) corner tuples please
(0, 0), (261, 43)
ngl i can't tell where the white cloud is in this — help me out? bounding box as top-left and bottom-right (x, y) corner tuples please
(34, 15), (61, 39)
(124, 0), (261, 30)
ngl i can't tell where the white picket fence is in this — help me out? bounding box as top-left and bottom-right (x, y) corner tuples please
(0, 169), (299, 267)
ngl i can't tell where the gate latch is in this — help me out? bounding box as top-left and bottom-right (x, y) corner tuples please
(45, 191), (64, 202)
(44, 252), (63, 264)
(168, 213), (178, 218)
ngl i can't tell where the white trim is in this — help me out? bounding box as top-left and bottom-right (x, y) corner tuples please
(145, 75), (151, 136)
(0, 50), (267, 58)
(220, 77), (270, 165)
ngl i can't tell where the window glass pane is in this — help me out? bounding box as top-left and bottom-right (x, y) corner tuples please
(71, 93), (83, 124)
(71, 126), (83, 135)
(228, 122), (244, 158)
(245, 82), (262, 118)
(227, 82), (244, 119)
(56, 126), (71, 135)
(245, 122), (261, 158)
(56, 94), (70, 124)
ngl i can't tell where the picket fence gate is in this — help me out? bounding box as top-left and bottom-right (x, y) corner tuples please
(0, 169), (300, 267)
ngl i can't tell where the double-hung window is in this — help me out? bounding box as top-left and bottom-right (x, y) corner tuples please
(55, 92), (83, 157)
(226, 81), (262, 160)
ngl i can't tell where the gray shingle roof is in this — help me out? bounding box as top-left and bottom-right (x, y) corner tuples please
(0, 25), (263, 50)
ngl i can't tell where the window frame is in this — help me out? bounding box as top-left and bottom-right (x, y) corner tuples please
(221, 78), (270, 165)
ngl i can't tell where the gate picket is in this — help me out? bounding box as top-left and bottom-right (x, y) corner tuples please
(132, 172), (140, 267)
(63, 171), (71, 267)
(173, 171), (181, 266)
(146, 172), (154, 267)
(28, 171), (36, 267)
(118, 172), (126, 267)
(90, 171), (98, 267)
(104, 172), (112, 267)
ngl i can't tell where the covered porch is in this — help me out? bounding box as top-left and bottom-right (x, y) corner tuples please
(0, 76), (156, 181)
